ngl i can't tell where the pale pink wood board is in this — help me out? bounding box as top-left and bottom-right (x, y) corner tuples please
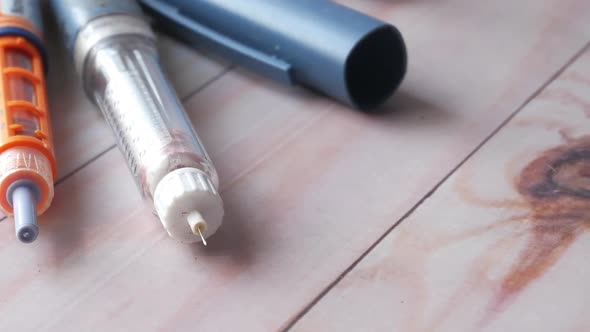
(293, 47), (590, 332)
(0, 0), (589, 331)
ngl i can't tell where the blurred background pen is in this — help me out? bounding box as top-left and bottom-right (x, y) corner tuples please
(49, 0), (224, 245)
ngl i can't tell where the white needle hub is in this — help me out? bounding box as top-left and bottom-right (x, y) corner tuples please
(154, 168), (223, 243)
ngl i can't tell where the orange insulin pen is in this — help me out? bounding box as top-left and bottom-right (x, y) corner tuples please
(0, 0), (56, 243)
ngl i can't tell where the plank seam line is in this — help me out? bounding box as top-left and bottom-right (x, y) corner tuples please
(54, 145), (117, 187)
(181, 64), (236, 101)
(281, 40), (590, 332)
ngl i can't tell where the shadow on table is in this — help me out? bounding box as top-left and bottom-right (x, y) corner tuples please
(188, 192), (263, 268)
(356, 89), (454, 132)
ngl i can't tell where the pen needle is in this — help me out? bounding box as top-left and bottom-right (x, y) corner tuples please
(197, 226), (207, 246)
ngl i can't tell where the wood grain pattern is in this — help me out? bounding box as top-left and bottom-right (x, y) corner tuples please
(292, 46), (590, 332)
(0, 1), (589, 331)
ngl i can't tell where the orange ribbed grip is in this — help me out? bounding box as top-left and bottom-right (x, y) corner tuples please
(0, 34), (56, 215)
(0, 36), (55, 166)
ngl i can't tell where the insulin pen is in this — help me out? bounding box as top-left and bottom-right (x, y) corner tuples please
(0, 0), (57, 243)
(50, 0), (223, 244)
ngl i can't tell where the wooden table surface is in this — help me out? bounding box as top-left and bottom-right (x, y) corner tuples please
(2, 1), (590, 331)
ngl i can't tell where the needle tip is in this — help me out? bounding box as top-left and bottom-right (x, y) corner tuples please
(187, 211), (208, 246)
(197, 226), (207, 246)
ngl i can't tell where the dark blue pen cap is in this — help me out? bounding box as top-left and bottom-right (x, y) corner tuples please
(139, 0), (407, 110)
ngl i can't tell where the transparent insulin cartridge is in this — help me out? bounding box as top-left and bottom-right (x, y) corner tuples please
(50, 0), (223, 244)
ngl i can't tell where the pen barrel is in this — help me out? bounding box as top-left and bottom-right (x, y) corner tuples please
(0, 0), (43, 34)
(0, 41), (55, 216)
(84, 34), (218, 198)
(0, 0), (55, 223)
(51, 0), (224, 243)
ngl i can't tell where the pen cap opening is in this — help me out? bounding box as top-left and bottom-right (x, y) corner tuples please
(345, 25), (407, 110)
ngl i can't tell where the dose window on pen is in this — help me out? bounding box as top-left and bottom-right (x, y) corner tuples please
(7, 76), (36, 104)
(6, 49), (33, 71)
(4, 49), (39, 137)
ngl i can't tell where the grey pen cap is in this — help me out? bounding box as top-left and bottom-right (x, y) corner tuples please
(139, 0), (407, 110)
